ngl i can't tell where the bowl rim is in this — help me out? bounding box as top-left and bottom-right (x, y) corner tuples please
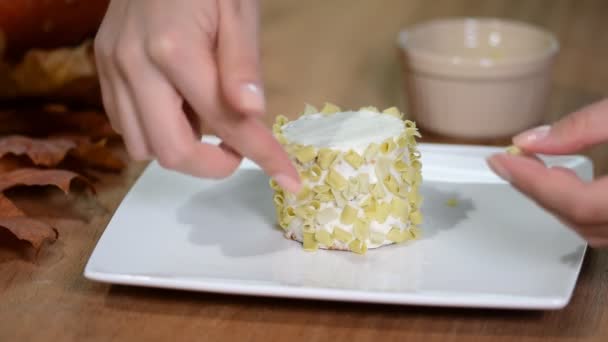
(397, 17), (560, 70)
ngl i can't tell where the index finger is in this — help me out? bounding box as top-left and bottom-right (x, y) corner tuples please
(514, 98), (608, 154)
(153, 46), (301, 193)
(120, 50), (242, 178)
(487, 154), (607, 225)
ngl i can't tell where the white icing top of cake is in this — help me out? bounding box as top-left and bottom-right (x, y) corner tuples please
(281, 110), (404, 152)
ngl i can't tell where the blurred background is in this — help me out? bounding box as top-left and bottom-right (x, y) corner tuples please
(0, 0), (606, 152)
(1, 1), (606, 126)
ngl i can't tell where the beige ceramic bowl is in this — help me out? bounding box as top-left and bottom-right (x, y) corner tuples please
(398, 18), (559, 140)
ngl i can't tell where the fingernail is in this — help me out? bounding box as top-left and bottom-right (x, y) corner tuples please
(513, 125), (551, 147)
(273, 174), (301, 194)
(487, 155), (512, 182)
(240, 83), (265, 115)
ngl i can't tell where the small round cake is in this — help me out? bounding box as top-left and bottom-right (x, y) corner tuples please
(270, 103), (423, 254)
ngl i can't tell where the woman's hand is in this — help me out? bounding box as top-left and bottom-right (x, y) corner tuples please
(94, 0), (300, 192)
(488, 99), (608, 247)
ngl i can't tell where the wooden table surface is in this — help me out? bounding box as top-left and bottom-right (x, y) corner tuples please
(2, 0), (608, 341)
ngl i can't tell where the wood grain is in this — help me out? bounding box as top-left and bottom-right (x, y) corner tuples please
(1, 0), (608, 341)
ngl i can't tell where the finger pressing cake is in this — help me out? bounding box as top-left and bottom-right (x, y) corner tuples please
(270, 104), (423, 254)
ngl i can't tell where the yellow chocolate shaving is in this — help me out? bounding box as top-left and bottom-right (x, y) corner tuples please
(314, 192), (334, 202)
(415, 172), (423, 185)
(269, 179), (281, 191)
(387, 228), (401, 242)
(380, 138), (396, 154)
(285, 192), (296, 202)
(344, 150), (364, 169)
(333, 227), (352, 243)
(394, 160), (409, 172)
(408, 189), (422, 207)
(383, 174), (400, 195)
(302, 221), (316, 233)
(410, 160), (422, 171)
(298, 170), (310, 182)
(348, 239), (367, 255)
(313, 184), (331, 193)
(321, 102), (341, 115)
(279, 219), (289, 230)
(275, 115), (289, 126)
(506, 145), (523, 155)
(359, 195), (371, 207)
(409, 210), (423, 225)
(303, 232), (318, 251)
(283, 207), (296, 224)
(395, 149), (406, 161)
(308, 165), (323, 182)
(340, 205), (358, 225)
(276, 134), (288, 145)
(360, 106), (379, 112)
(397, 184), (410, 198)
(374, 201), (390, 223)
(363, 197), (377, 217)
(272, 123), (282, 135)
(294, 146), (317, 164)
(315, 229), (333, 246)
(285, 143), (302, 155)
(303, 103), (318, 115)
(382, 106), (402, 118)
(397, 135), (408, 148)
(408, 136), (418, 147)
(404, 120), (417, 128)
(296, 186), (312, 201)
(331, 188), (346, 207)
(446, 198), (459, 207)
(354, 219), (370, 240)
(346, 177), (359, 197)
(273, 194), (285, 207)
(370, 182), (385, 199)
(294, 206), (315, 220)
(326, 169), (348, 191)
(370, 231), (386, 245)
(357, 173), (370, 193)
(406, 127), (422, 138)
(317, 148), (338, 170)
(374, 157), (391, 181)
(390, 197), (409, 220)
(387, 227), (408, 243)
(363, 143), (379, 162)
(402, 167), (416, 184)
(316, 207), (338, 224)
(409, 226), (422, 239)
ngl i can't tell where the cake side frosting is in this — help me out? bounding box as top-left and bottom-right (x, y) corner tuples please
(271, 103), (423, 254)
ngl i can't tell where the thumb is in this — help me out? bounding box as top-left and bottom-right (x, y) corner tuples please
(217, 0), (265, 117)
(513, 98), (608, 154)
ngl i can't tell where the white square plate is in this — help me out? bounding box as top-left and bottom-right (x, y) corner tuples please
(85, 138), (592, 310)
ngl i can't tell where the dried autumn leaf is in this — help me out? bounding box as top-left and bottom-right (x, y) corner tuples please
(0, 135), (76, 166)
(0, 106), (116, 139)
(0, 168), (93, 194)
(0, 135), (124, 171)
(0, 40), (100, 105)
(0, 154), (29, 172)
(0, 0), (109, 58)
(71, 139), (125, 172)
(0, 193), (58, 250)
